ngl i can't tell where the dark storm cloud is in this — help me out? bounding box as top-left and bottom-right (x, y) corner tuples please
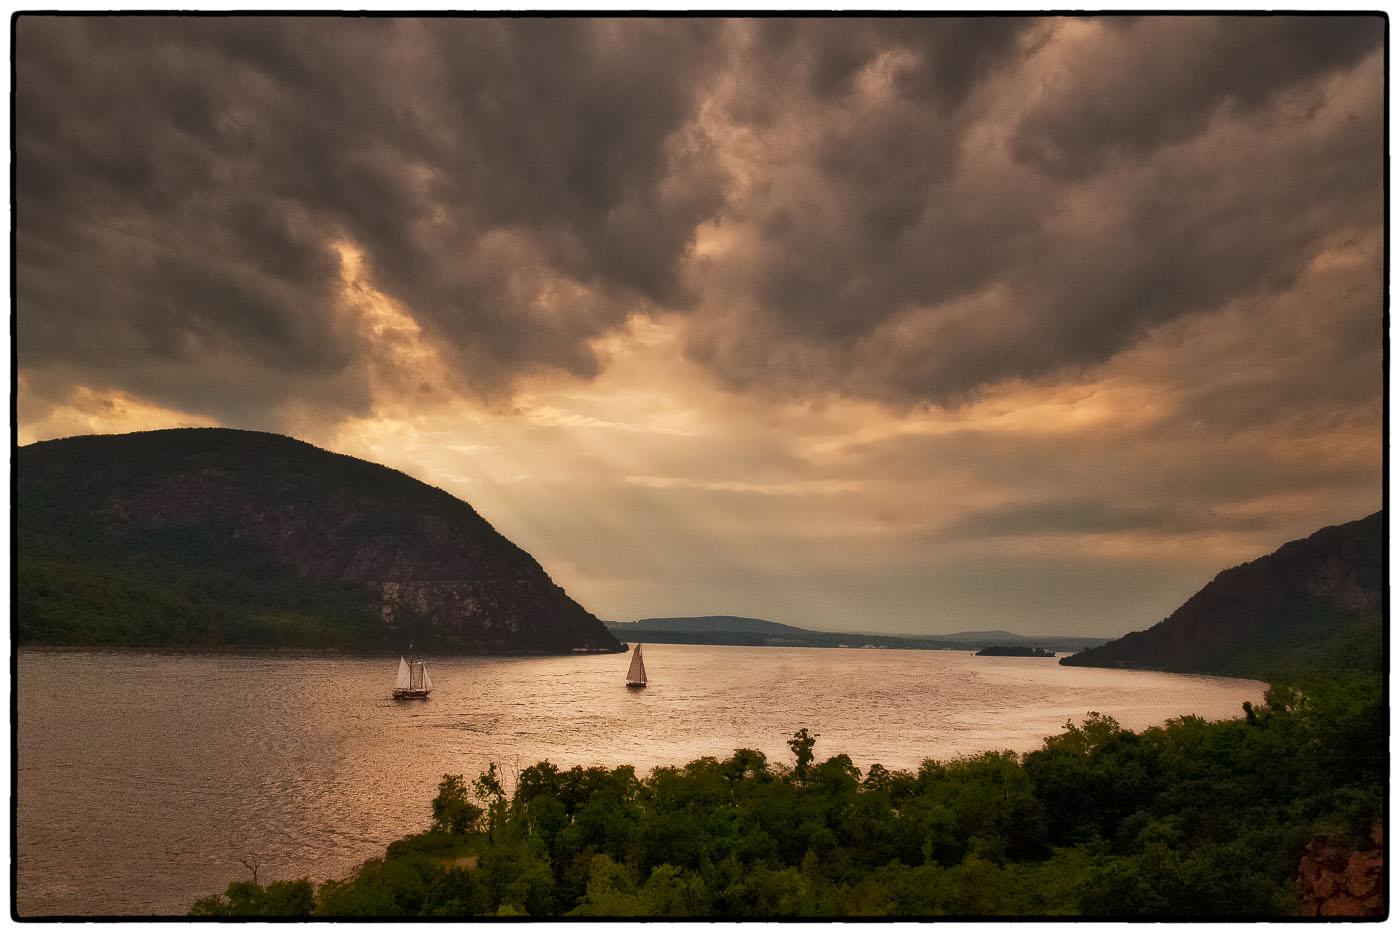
(15, 15), (1386, 424)
(352, 18), (731, 386)
(699, 19), (1039, 345)
(746, 17), (1030, 108)
(16, 16), (728, 421)
(17, 17), (363, 422)
(1010, 15), (1384, 180)
(684, 15), (1383, 409)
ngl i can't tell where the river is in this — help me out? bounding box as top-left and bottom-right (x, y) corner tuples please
(15, 643), (1266, 916)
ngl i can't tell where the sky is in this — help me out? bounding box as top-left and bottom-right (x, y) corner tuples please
(14, 15), (1386, 638)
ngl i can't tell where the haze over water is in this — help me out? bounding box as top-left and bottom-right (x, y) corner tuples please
(17, 644), (1265, 916)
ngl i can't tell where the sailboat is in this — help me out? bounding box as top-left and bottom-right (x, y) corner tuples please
(392, 650), (434, 699)
(625, 642), (647, 689)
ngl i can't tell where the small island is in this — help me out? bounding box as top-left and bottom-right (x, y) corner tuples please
(975, 645), (1055, 657)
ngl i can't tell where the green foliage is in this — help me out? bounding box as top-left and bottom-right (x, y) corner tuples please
(568, 854), (646, 916)
(787, 728), (818, 780)
(188, 879), (315, 917)
(1061, 512), (1382, 682)
(384, 831), (473, 862)
(431, 774), (485, 835)
(17, 428), (620, 652)
(193, 678), (1381, 918)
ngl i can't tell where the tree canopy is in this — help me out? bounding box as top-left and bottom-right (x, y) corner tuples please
(190, 671), (1382, 918)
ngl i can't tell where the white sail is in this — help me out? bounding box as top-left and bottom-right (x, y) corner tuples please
(626, 643), (647, 685)
(421, 664), (433, 692)
(395, 656), (412, 690)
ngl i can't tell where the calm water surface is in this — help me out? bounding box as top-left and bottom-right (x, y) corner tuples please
(16, 644), (1265, 916)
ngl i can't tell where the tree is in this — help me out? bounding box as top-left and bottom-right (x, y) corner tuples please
(787, 729), (818, 781)
(188, 879), (314, 917)
(725, 748), (769, 781)
(431, 774), (484, 835)
(474, 763), (509, 832)
(237, 854), (263, 885)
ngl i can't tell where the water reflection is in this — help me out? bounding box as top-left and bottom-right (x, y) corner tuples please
(17, 644), (1264, 916)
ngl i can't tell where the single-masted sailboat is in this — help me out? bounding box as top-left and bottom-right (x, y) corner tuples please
(625, 642), (647, 689)
(393, 649), (433, 699)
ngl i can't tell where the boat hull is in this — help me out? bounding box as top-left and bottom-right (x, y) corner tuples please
(392, 689), (432, 699)
(625, 682), (646, 689)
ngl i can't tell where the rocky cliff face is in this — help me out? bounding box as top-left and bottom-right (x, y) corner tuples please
(1297, 821), (1385, 917)
(19, 428), (622, 653)
(1060, 512), (1383, 679)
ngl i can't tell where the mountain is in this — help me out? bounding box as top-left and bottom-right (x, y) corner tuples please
(17, 428), (623, 654)
(607, 617), (1109, 653)
(934, 630), (1025, 644)
(628, 616), (818, 636)
(1060, 512), (1384, 679)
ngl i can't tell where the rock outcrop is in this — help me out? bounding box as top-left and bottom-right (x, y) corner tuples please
(18, 428), (623, 653)
(1297, 821), (1385, 917)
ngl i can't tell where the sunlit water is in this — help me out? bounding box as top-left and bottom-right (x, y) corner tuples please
(16, 644), (1265, 916)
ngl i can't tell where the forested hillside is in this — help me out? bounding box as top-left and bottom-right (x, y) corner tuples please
(1061, 512), (1383, 679)
(18, 429), (621, 653)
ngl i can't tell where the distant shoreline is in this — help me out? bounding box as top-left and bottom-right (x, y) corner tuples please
(14, 643), (1270, 686)
(15, 643), (628, 659)
(15, 641), (1047, 658)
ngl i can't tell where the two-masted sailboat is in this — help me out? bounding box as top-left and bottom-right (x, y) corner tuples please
(393, 651), (434, 699)
(625, 642), (647, 689)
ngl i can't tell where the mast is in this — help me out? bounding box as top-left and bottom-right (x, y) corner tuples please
(395, 642), (431, 696)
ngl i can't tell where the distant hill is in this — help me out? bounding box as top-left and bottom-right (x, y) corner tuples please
(607, 617), (1108, 653)
(628, 616), (819, 637)
(937, 630), (1025, 644)
(1061, 512), (1384, 679)
(18, 429), (623, 654)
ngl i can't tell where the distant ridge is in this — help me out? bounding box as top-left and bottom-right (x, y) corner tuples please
(18, 428), (623, 654)
(607, 616), (1108, 653)
(1061, 512), (1383, 679)
(941, 630), (1024, 642)
(630, 616), (819, 636)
